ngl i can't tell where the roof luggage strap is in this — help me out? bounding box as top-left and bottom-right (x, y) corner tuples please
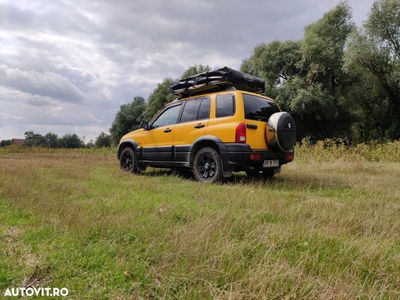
(170, 66), (265, 97)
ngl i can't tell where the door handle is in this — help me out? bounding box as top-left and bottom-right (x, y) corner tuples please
(246, 124), (258, 129)
(194, 124), (205, 129)
(163, 128), (172, 133)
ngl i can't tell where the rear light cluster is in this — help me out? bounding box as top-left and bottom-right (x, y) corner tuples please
(286, 153), (294, 161)
(235, 123), (246, 143)
(250, 153), (261, 161)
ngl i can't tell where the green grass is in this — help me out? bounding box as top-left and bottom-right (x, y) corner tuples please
(1, 143), (400, 299)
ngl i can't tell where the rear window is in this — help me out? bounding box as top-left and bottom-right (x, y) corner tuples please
(243, 93), (280, 121)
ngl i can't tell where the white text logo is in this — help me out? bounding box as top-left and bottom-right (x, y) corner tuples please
(4, 287), (69, 297)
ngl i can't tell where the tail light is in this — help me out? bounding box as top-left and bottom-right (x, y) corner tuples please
(235, 123), (246, 143)
(286, 153), (294, 161)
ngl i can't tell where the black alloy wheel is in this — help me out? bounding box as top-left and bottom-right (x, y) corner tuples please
(193, 147), (222, 183)
(120, 147), (139, 174)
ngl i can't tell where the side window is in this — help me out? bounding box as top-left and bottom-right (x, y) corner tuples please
(180, 97), (210, 123)
(197, 97), (210, 120)
(216, 94), (235, 118)
(180, 99), (201, 123)
(151, 105), (181, 129)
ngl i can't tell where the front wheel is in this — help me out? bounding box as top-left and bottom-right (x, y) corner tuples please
(120, 147), (140, 174)
(193, 147), (222, 183)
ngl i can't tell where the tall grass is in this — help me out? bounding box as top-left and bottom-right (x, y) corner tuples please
(0, 142), (399, 299)
(295, 139), (400, 163)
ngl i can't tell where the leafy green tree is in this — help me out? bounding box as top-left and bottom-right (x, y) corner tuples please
(344, 0), (400, 140)
(181, 64), (211, 78)
(44, 132), (58, 148)
(142, 65), (212, 121)
(110, 96), (146, 145)
(241, 2), (356, 140)
(301, 2), (355, 93)
(294, 2), (355, 139)
(0, 140), (13, 147)
(241, 40), (303, 99)
(95, 132), (111, 148)
(367, 0), (400, 58)
(23, 131), (48, 147)
(58, 134), (84, 148)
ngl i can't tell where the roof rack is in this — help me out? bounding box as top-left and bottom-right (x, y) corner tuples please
(170, 66), (265, 97)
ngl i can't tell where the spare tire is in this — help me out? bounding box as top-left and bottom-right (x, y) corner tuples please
(267, 112), (296, 152)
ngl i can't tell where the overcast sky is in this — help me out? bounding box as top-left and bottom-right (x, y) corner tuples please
(0, 0), (375, 143)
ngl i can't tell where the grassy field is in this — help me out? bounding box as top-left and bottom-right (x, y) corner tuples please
(1, 142), (399, 299)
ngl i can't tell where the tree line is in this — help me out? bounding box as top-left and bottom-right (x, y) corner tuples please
(0, 131), (112, 148)
(110, 0), (399, 145)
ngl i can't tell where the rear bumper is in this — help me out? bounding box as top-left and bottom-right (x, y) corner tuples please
(221, 143), (294, 172)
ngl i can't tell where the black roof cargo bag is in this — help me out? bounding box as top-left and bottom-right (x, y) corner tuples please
(170, 66), (265, 97)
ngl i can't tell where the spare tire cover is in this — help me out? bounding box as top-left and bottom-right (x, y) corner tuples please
(267, 112), (296, 152)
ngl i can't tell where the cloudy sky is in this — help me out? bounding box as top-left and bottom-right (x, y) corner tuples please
(0, 0), (375, 143)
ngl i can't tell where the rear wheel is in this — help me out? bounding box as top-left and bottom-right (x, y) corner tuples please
(120, 147), (140, 174)
(193, 147), (222, 183)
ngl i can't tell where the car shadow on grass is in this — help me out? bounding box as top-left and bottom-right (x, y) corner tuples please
(138, 168), (350, 193)
(139, 168), (278, 185)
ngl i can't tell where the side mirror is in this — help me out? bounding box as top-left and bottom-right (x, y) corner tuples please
(140, 121), (149, 130)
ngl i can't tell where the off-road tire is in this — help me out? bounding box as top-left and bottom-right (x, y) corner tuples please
(120, 147), (140, 174)
(193, 147), (222, 183)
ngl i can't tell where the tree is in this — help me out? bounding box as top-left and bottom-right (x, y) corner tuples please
(95, 132), (111, 148)
(58, 134), (84, 148)
(23, 131), (48, 147)
(142, 65), (211, 120)
(367, 0), (400, 59)
(295, 2), (356, 139)
(301, 2), (355, 93)
(181, 64), (211, 78)
(44, 132), (58, 148)
(241, 40), (303, 99)
(109, 96), (146, 145)
(0, 140), (13, 147)
(241, 2), (356, 140)
(344, 0), (400, 140)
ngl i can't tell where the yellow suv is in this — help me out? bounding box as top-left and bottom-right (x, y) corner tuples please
(117, 67), (296, 182)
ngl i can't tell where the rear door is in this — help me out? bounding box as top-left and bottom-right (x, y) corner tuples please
(173, 97), (210, 161)
(242, 93), (280, 150)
